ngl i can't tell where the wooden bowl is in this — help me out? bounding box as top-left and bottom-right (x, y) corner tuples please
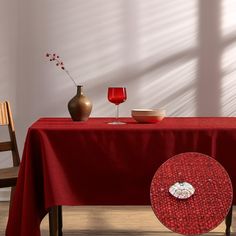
(131, 109), (166, 123)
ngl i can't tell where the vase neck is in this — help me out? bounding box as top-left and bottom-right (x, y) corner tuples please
(76, 85), (83, 95)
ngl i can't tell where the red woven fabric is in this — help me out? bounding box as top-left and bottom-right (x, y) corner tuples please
(6, 117), (236, 235)
(150, 152), (233, 235)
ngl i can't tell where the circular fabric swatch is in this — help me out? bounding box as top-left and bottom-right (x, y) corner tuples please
(150, 152), (233, 235)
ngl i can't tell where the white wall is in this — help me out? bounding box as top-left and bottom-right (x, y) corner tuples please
(0, 0), (18, 114)
(1, 0), (236, 200)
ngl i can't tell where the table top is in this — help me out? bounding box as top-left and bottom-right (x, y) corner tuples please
(31, 117), (236, 130)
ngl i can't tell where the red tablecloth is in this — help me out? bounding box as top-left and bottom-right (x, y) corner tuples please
(6, 117), (236, 236)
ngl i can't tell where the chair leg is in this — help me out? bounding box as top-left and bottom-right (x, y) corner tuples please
(225, 205), (233, 236)
(9, 186), (16, 210)
(49, 206), (63, 236)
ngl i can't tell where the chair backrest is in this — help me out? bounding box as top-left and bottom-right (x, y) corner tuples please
(0, 101), (20, 167)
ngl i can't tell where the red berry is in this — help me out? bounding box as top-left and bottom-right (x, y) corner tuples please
(56, 63), (59, 66)
(46, 53), (50, 57)
(57, 56), (59, 58)
(61, 67), (65, 70)
(50, 59), (53, 61)
(53, 53), (56, 56)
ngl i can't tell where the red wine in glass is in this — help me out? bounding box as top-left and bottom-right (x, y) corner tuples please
(107, 87), (127, 124)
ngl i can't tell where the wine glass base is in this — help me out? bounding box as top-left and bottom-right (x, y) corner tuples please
(107, 121), (126, 125)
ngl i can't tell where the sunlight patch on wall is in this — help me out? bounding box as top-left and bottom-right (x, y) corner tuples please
(221, 0), (236, 116)
(132, 0), (198, 116)
(136, 0), (198, 63)
(138, 59), (197, 116)
(221, 43), (236, 116)
(221, 0), (236, 37)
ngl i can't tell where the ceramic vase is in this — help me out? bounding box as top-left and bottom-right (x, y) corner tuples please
(68, 85), (92, 121)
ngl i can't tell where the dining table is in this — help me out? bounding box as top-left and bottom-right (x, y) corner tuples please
(6, 117), (236, 236)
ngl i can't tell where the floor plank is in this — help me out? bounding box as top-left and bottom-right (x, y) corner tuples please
(0, 202), (235, 236)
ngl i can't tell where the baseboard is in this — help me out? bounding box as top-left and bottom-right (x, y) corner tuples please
(0, 189), (10, 201)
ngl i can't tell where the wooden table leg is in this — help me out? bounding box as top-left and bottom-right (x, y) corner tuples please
(58, 206), (63, 236)
(225, 205), (233, 236)
(49, 206), (63, 236)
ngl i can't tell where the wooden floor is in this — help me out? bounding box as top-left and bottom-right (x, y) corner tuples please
(0, 202), (235, 236)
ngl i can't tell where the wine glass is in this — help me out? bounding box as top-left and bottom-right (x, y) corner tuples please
(107, 87), (127, 124)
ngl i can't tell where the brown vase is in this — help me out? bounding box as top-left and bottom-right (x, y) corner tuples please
(68, 85), (92, 121)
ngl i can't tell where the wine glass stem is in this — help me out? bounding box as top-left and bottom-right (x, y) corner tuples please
(116, 105), (119, 121)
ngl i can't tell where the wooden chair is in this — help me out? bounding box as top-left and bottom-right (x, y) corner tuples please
(0, 101), (20, 209)
(0, 101), (62, 236)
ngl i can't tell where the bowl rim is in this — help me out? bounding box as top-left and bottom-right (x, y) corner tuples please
(131, 109), (166, 117)
(131, 108), (165, 112)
